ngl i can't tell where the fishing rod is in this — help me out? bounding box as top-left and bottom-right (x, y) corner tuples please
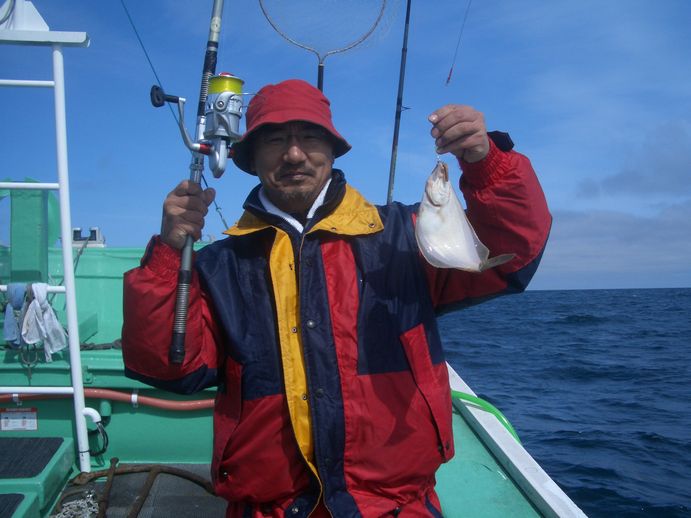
(386, 0), (412, 204)
(149, 0), (244, 364)
(386, 0), (472, 203)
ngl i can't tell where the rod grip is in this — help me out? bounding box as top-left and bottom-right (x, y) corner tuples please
(169, 238), (194, 364)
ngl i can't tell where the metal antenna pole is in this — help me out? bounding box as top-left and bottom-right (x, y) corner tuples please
(170, 0), (224, 364)
(386, 0), (412, 204)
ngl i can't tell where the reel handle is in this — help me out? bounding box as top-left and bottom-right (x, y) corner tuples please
(150, 85), (181, 107)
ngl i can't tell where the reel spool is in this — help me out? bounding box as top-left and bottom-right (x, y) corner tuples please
(204, 72), (244, 141)
(204, 73), (244, 177)
(150, 72), (245, 178)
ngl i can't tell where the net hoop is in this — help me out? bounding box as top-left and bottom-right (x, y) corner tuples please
(258, 0), (387, 64)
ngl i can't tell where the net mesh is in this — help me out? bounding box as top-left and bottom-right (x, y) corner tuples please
(259, 0), (396, 59)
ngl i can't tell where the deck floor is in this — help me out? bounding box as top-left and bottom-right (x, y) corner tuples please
(50, 407), (541, 518)
(437, 410), (541, 517)
(55, 464), (226, 517)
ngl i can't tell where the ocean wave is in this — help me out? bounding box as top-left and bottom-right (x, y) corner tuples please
(552, 313), (613, 325)
(440, 288), (691, 516)
(565, 485), (689, 518)
(540, 363), (638, 381)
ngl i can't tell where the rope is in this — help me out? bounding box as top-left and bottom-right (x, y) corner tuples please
(0, 0), (16, 25)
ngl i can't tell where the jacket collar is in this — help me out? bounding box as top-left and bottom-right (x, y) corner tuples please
(224, 169), (383, 237)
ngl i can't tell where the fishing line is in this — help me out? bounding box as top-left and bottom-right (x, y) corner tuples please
(446, 0), (473, 85)
(201, 175), (229, 229)
(119, 0), (179, 125)
(119, 0), (229, 228)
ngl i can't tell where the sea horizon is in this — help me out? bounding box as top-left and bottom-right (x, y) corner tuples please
(527, 285), (691, 292)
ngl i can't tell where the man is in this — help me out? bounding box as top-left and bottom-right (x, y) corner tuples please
(122, 79), (550, 517)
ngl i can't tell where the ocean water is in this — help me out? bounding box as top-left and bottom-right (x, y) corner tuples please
(439, 288), (691, 518)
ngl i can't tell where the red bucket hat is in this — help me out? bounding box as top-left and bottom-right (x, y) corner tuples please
(231, 79), (351, 174)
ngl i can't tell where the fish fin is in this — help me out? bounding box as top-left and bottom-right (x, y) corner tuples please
(479, 253), (516, 272)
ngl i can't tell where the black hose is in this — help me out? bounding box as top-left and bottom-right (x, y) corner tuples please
(89, 422), (109, 456)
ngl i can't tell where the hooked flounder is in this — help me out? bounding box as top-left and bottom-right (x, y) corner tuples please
(415, 161), (515, 272)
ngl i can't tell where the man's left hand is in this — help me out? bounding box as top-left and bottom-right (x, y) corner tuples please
(428, 105), (490, 163)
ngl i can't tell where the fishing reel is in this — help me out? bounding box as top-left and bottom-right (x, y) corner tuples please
(150, 72), (244, 178)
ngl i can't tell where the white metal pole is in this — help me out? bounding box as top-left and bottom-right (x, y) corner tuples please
(0, 387), (74, 395)
(52, 43), (91, 474)
(0, 182), (59, 190)
(0, 79), (55, 88)
(0, 285), (65, 293)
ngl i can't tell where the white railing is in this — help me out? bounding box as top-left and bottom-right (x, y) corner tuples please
(0, 181), (60, 190)
(0, 6), (96, 473)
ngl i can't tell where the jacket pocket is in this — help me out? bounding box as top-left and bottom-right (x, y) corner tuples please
(400, 323), (454, 461)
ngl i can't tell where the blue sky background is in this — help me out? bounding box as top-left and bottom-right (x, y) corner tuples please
(1, 0), (690, 290)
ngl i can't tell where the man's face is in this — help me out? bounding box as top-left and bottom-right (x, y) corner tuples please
(251, 122), (335, 216)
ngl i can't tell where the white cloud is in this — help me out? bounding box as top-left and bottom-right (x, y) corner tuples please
(532, 201), (691, 289)
(583, 121), (691, 198)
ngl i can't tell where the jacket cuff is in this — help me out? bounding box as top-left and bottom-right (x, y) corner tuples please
(459, 138), (508, 189)
(141, 235), (183, 280)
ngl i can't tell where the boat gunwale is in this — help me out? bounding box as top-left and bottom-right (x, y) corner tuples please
(447, 363), (586, 518)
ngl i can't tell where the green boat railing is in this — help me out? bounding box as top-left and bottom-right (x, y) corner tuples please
(452, 390), (521, 443)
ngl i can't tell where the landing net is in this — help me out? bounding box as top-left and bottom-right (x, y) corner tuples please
(258, 0), (393, 90)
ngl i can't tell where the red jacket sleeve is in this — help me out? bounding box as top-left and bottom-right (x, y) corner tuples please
(422, 138), (551, 310)
(121, 236), (222, 393)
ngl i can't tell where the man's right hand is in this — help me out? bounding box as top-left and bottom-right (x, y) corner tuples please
(160, 180), (216, 250)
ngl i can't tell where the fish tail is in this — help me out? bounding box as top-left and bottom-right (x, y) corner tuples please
(479, 253), (516, 272)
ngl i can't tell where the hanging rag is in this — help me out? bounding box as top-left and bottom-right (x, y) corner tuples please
(3, 283), (27, 348)
(21, 283), (67, 362)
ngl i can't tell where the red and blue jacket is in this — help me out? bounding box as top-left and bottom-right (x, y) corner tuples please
(122, 136), (551, 517)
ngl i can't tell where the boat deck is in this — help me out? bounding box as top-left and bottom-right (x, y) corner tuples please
(0, 404), (541, 518)
(438, 407), (540, 517)
(56, 464), (226, 517)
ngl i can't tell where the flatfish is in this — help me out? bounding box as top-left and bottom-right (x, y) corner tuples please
(415, 160), (514, 272)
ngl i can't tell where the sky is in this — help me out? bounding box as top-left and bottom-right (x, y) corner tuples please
(1, 0), (690, 290)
